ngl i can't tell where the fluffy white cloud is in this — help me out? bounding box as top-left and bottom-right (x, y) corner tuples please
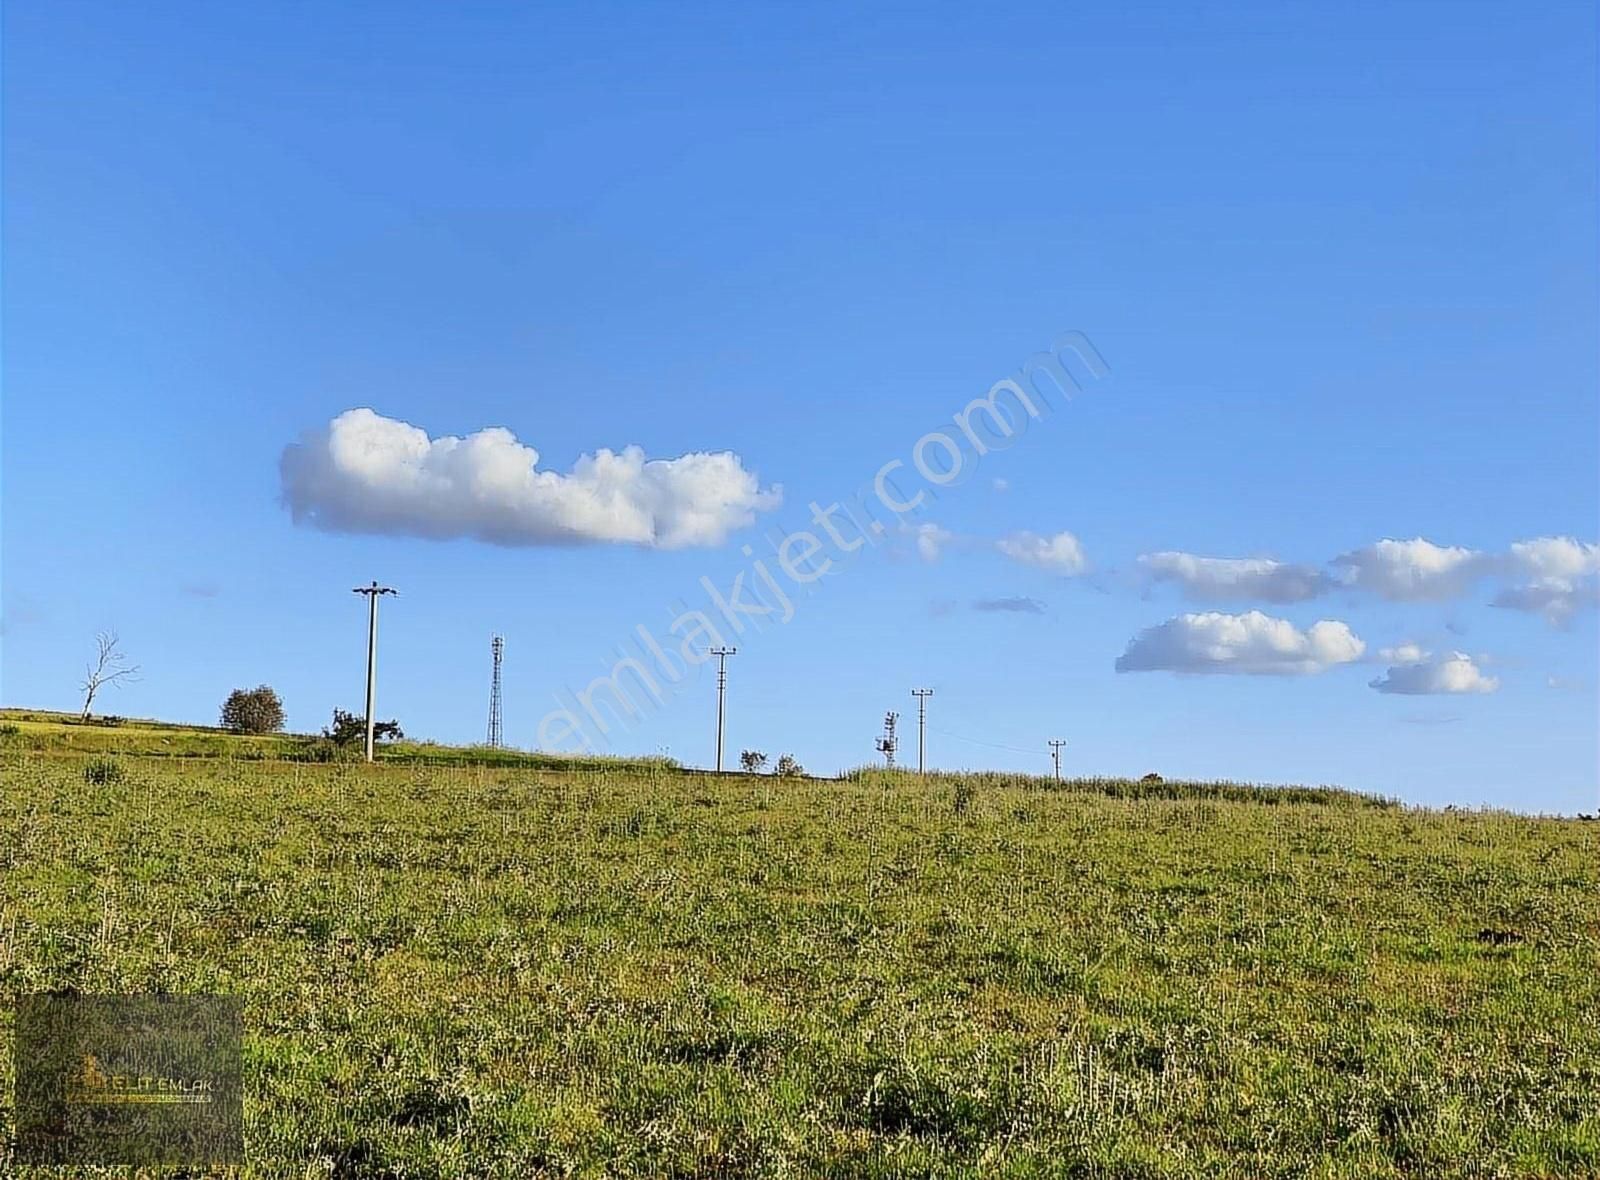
(1506, 536), (1600, 582)
(280, 409), (781, 549)
(1492, 536), (1600, 627)
(1114, 610), (1365, 676)
(996, 530), (1087, 575)
(1330, 538), (1491, 601)
(1369, 651), (1498, 695)
(1138, 552), (1327, 603)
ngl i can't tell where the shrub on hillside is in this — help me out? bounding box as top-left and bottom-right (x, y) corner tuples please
(220, 685), (286, 735)
(739, 750), (768, 773)
(295, 738), (342, 763)
(324, 708), (403, 747)
(83, 757), (125, 785)
(774, 754), (804, 777)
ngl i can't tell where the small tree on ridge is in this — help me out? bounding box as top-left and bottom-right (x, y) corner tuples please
(220, 685), (286, 735)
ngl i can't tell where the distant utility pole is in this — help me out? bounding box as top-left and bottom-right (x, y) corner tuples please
(911, 688), (934, 774)
(486, 635), (504, 748)
(352, 581), (397, 763)
(1049, 739), (1067, 783)
(711, 646), (737, 772)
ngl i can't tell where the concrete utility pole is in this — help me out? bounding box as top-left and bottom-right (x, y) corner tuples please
(352, 582), (397, 763)
(1049, 739), (1067, 783)
(710, 646), (737, 772)
(911, 688), (934, 774)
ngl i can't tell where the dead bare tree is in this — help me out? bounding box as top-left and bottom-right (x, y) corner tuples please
(79, 631), (140, 720)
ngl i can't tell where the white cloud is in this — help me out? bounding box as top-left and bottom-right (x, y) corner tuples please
(1506, 536), (1600, 582)
(1492, 536), (1600, 627)
(1329, 537), (1491, 601)
(280, 408), (781, 549)
(996, 530), (1087, 576)
(991, 477), (1010, 493)
(1491, 580), (1600, 627)
(1114, 610), (1365, 676)
(1369, 651), (1498, 695)
(1138, 551), (1326, 603)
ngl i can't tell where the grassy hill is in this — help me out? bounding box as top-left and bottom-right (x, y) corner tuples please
(1, 716), (1596, 1176)
(0, 709), (676, 772)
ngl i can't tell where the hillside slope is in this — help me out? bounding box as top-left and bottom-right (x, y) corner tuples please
(0, 742), (1595, 1176)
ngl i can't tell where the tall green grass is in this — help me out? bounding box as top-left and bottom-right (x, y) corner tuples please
(1, 746), (1594, 1177)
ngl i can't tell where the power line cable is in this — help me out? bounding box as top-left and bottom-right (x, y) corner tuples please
(930, 728), (1045, 757)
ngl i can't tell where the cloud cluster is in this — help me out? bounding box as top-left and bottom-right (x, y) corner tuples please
(996, 530), (1087, 575)
(1114, 610), (1365, 676)
(1491, 537), (1600, 626)
(1136, 535), (1598, 629)
(280, 409), (781, 549)
(1114, 534), (1595, 695)
(1328, 536), (1600, 622)
(1369, 648), (1498, 695)
(1137, 552), (1326, 603)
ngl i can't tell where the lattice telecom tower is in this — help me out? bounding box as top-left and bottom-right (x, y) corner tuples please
(486, 635), (504, 748)
(875, 711), (899, 767)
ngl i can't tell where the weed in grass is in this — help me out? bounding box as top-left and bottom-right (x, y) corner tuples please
(81, 756), (124, 785)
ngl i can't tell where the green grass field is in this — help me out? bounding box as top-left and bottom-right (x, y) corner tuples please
(2, 714), (1597, 1177)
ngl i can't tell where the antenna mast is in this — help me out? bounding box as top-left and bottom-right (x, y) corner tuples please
(487, 634), (504, 748)
(875, 711), (899, 767)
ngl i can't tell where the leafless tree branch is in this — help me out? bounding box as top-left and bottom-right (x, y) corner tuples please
(79, 630), (140, 720)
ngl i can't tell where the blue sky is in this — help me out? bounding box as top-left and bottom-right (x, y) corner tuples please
(3, 1), (1596, 811)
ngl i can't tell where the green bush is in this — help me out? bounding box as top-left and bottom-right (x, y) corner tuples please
(293, 738), (341, 763)
(83, 757), (125, 785)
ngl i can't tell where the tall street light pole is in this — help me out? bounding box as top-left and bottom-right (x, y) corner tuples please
(710, 646), (737, 772)
(352, 582), (397, 763)
(911, 688), (934, 774)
